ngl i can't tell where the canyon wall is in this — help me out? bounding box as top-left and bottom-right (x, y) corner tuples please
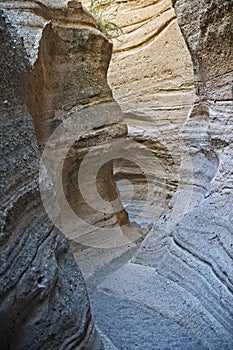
(1, 0), (129, 249)
(108, 0), (194, 118)
(0, 7), (104, 349)
(90, 1), (233, 348)
(83, 0), (195, 227)
(134, 0), (233, 347)
(0, 0), (126, 348)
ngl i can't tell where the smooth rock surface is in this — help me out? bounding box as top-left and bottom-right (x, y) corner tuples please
(92, 291), (208, 350)
(75, 241), (208, 350)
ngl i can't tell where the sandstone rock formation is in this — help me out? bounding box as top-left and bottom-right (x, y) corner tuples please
(133, 0), (233, 347)
(108, 0), (194, 116)
(83, 0), (195, 227)
(1, 0), (131, 249)
(0, 8), (104, 350)
(83, 1), (233, 349)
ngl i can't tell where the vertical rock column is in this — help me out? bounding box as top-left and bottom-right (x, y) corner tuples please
(1, 1), (129, 248)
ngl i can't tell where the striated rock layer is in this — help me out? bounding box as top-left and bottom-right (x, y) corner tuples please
(83, 0), (195, 226)
(1, 0), (130, 248)
(0, 8), (103, 350)
(108, 0), (194, 116)
(134, 0), (233, 348)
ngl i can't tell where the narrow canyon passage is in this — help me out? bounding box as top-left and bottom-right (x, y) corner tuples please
(76, 1), (233, 349)
(108, 0), (195, 229)
(74, 0), (203, 349)
(0, 1), (232, 350)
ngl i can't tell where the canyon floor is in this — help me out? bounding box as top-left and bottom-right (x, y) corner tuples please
(73, 237), (208, 350)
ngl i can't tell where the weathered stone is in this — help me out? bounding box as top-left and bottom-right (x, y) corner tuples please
(0, 9), (103, 350)
(83, 0), (195, 227)
(134, 0), (233, 348)
(0, 0), (129, 248)
(107, 0), (194, 115)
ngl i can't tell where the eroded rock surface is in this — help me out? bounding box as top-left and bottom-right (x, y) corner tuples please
(133, 0), (233, 347)
(1, 0), (130, 248)
(83, 0), (195, 226)
(108, 0), (194, 116)
(0, 9), (103, 350)
(80, 0), (233, 348)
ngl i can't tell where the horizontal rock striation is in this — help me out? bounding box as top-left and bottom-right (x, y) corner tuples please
(1, 0), (129, 248)
(108, 0), (194, 117)
(0, 8), (103, 350)
(134, 0), (233, 348)
(83, 0), (195, 227)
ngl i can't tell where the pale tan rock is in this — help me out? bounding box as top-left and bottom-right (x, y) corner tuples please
(82, 0), (194, 138)
(83, 0), (195, 226)
(1, 0), (130, 247)
(108, 0), (194, 118)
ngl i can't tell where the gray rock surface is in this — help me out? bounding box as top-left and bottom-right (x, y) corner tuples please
(77, 1), (233, 349)
(0, 7), (103, 350)
(75, 243), (208, 350)
(133, 0), (233, 347)
(92, 291), (208, 350)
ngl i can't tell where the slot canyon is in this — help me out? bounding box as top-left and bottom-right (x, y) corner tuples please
(0, 1), (232, 349)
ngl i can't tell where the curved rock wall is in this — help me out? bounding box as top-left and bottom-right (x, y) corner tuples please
(135, 0), (233, 348)
(0, 9), (103, 350)
(108, 0), (194, 117)
(1, 0), (129, 248)
(83, 0), (195, 227)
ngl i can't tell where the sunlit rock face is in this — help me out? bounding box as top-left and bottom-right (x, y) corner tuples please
(0, 8), (103, 350)
(83, 0), (195, 227)
(0, 1), (129, 248)
(108, 0), (194, 116)
(135, 0), (233, 348)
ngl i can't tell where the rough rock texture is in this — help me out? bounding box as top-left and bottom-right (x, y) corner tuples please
(1, 0), (129, 248)
(83, 0), (195, 227)
(132, 0), (233, 348)
(0, 9), (103, 350)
